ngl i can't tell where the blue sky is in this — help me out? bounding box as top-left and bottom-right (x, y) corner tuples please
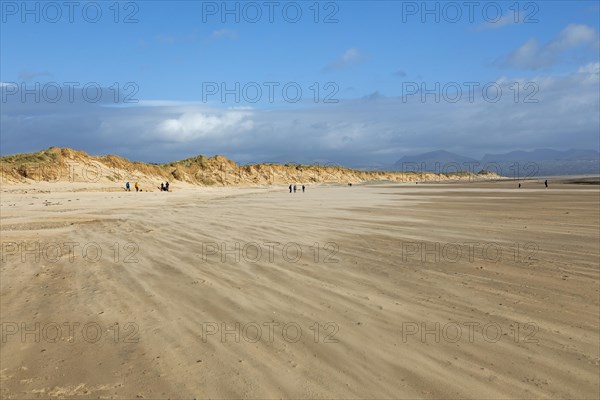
(1, 1), (599, 166)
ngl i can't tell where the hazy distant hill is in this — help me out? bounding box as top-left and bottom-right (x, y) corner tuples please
(394, 150), (478, 171)
(481, 149), (600, 162)
(394, 149), (599, 176)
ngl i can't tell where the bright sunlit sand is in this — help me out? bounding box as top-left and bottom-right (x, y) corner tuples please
(1, 180), (598, 398)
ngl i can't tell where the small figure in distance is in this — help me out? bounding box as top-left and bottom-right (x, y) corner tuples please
(545, 179), (548, 188)
(289, 184), (292, 193)
(518, 183), (521, 188)
(160, 183), (165, 192)
(165, 181), (170, 192)
(125, 182), (130, 191)
(293, 184), (297, 193)
(135, 182), (139, 192)
(302, 185), (305, 192)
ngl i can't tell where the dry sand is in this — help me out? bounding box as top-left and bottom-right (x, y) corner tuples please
(0, 179), (598, 398)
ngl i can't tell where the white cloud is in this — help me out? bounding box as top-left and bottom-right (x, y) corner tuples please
(341, 48), (360, 63)
(548, 24), (598, 51)
(158, 110), (254, 141)
(325, 48), (364, 71)
(478, 14), (518, 30)
(498, 24), (599, 69)
(577, 61), (600, 75)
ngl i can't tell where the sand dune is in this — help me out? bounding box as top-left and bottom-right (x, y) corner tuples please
(0, 147), (498, 188)
(0, 179), (598, 398)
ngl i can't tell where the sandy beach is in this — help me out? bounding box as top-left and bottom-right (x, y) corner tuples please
(1, 180), (598, 398)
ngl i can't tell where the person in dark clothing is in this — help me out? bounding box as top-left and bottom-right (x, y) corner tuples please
(160, 183), (165, 192)
(293, 185), (297, 193)
(302, 185), (305, 192)
(518, 183), (521, 188)
(289, 184), (292, 193)
(544, 180), (548, 188)
(165, 181), (170, 192)
(125, 182), (130, 191)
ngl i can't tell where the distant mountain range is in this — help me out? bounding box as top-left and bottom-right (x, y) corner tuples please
(393, 149), (600, 177)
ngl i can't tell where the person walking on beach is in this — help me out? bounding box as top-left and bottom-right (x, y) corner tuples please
(289, 184), (292, 193)
(125, 182), (130, 191)
(135, 182), (139, 192)
(160, 183), (165, 192)
(293, 185), (297, 193)
(545, 180), (548, 188)
(165, 181), (170, 192)
(302, 185), (305, 192)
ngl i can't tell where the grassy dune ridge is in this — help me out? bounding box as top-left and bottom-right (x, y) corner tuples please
(0, 147), (499, 187)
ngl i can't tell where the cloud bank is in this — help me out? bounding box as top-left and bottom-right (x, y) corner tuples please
(1, 63), (598, 167)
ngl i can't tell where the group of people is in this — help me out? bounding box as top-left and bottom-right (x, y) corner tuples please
(289, 184), (305, 193)
(125, 182), (140, 192)
(124, 179), (550, 192)
(124, 181), (170, 192)
(517, 180), (548, 188)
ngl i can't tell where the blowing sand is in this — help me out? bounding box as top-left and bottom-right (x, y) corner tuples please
(1, 180), (598, 398)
